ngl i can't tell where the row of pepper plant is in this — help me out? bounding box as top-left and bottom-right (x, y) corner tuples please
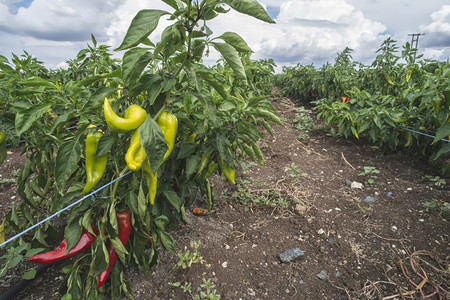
(0, 1), (280, 298)
(274, 39), (450, 176)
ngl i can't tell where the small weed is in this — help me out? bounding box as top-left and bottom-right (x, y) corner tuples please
(293, 107), (321, 140)
(231, 178), (293, 210)
(170, 241), (222, 299)
(176, 240), (203, 270)
(350, 196), (373, 214)
(239, 160), (257, 173)
(0, 178), (16, 189)
(422, 175), (446, 188)
(285, 163), (308, 183)
(422, 199), (449, 220)
(358, 166), (380, 185)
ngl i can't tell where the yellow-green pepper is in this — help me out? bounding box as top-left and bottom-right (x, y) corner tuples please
(125, 129), (146, 171)
(158, 112), (178, 161)
(142, 159), (157, 205)
(219, 160), (235, 184)
(0, 131), (5, 144)
(83, 131), (108, 194)
(103, 98), (147, 132)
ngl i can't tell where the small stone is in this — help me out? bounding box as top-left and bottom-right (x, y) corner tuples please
(363, 196), (377, 203)
(386, 192), (393, 197)
(317, 228), (325, 235)
(328, 238), (334, 244)
(222, 261), (228, 268)
(295, 204), (308, 215)
(350, 181), (363, 189)
(335, 271), (343, 278)
(345, 179), (352, 187)
(316, 270), (328, 281)
(299, 280), (305, 285)
(248, 289), (256, 296)
(391, 226), (397, 232)
(278, 248), (305, 263)
(406, 187), (412, 191)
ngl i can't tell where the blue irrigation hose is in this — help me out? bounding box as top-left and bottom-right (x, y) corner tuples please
(400, 127), (450, 143)
(0, 171), (132, 248)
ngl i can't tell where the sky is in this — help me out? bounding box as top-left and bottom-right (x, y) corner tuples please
(0, 0), (449, 72)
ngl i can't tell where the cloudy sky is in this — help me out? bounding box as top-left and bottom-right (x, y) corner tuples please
(0, 0), (449, 71)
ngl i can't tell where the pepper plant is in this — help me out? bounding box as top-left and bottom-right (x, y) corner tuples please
(0, 0), (279, 298)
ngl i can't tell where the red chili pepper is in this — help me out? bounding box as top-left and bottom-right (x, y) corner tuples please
(28, 226), (98, 265)
(97, 209), (132, 288)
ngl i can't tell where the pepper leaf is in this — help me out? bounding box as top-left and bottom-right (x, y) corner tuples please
(22, 269), (37, 280)
(15, 103), (52, 136)
(215, 32), (253, 53)
(122, 48), (153, 85)
(115, 10), (170, 51)
(158, 231), (175, 253)
(55, 136), (82, 191)
(211, 42), (247, 82)
(221, 0), (275, 24)
(139, 117), (168, 175)
(163, 189), (182, 212)
(64, 220), (82, 253)
(110, 237), (129, 264)
(432, 122), (450, 144)
(0, 140), (6, 166)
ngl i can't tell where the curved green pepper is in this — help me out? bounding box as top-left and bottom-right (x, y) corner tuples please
(104, 98), (147, 133)
(158, 112), (178, 161)
(83, 131), (108, 194)
(219, 160), (235, 184)
(143, 159), (157, 205)
(125, 129), (146, 171)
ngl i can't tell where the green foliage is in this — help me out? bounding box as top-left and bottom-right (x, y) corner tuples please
(285, 163), (308, 184)
(422, 199), (449, 220)
(176, 240), (203, 269)
(0, 1), (277, 298)
(231, 177), (292, 210)
(358, 166), (380, 185)
(275, 38), (450, 176)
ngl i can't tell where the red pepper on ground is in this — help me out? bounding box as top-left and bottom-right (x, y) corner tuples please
(28, 226), (98, 265)
(97, 209), (132, 288)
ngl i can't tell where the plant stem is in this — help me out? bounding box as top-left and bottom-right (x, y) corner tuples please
(111, 166), (129, 201)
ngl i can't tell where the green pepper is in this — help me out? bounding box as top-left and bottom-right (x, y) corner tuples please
(205, 161), (218, 178)
(186, 133), (196, 143)
(125, 129), (146, 171)
(433, 97), (443, 114)
(219, 160), (235, 184)
(0, 131), (5, 144)
(103, 98), (147, 133)
(158, 112), (178, 161)
(196, 152), (211, 177)
(83, 131), (108, 194)
(142, 159), (157, 205)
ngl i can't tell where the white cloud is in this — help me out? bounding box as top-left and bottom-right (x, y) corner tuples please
(420, 5), (450, 33)
(208, 0), (388, 67)
(0, 0), (448, 69)
(0, 0), (122, 41)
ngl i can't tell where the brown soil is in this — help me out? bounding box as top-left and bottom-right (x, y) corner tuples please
(0, 97), (449, 300)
